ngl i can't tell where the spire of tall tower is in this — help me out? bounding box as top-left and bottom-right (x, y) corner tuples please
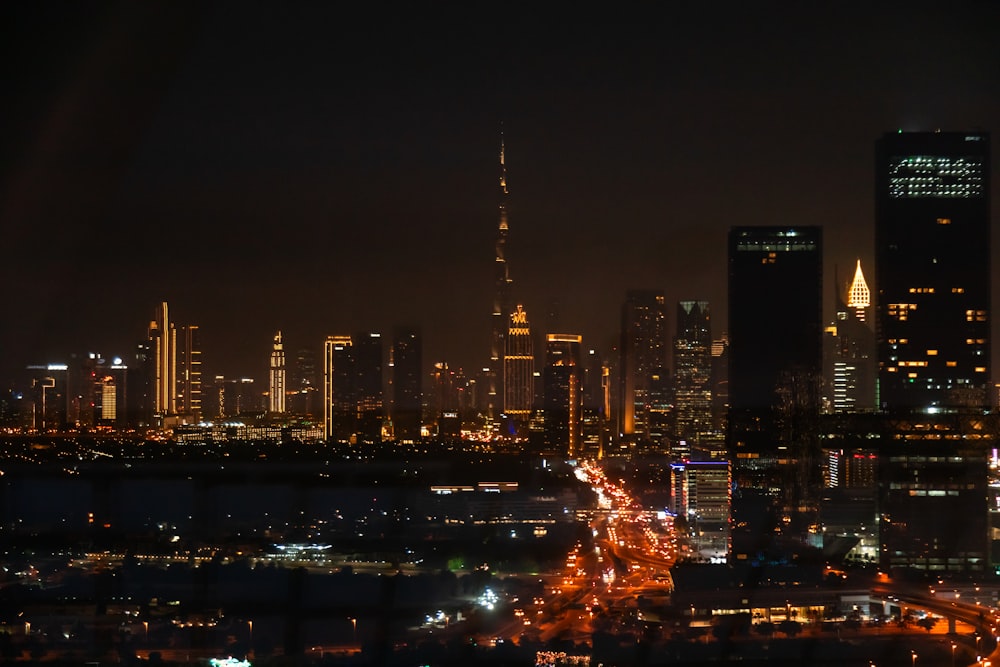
(490, 125), (513, 425)
(847, 259), (871, 322)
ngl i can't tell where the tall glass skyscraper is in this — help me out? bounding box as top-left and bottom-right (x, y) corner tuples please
(544, 334), (583, 457)
(269, 331), (286, 414)
(391, 326), (422, 443)
(619, 290), (669, 443)
(673, 300), (713, 457)
(503, 305), (534, 430)
(875, 131), (991, 412)
(874, 131), (993, 574)
(727, 226), (823, 560)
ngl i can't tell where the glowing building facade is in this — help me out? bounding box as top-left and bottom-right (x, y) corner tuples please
(619, 290), (669, 443)
(673, 300), (713, 455)
(489, 134), (513, 425)
(825, 260), (876, 414)
(177, 325), (202, 421)
(670, 461), (731, 561)
(503, 305), (534, 429)
(269, 331), (286, 414)
(148, 301), (176, 418)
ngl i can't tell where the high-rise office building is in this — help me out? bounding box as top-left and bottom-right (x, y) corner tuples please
(710, 334), (729, 439)
(353, 332), (384, 443)
(875, 131), (991, 411)
(323, 335), (354, 443)
(391, 326), (422, 442)
(322, 333), (383, 444)
(144, 302), (200, 424)
(874, 130), (993, 574)
(824, 261), (876, 414)
(727, 226), (823, 559)
(489, 133), (513, 425)
(543, 334), (583, 457)
(289, 346), (318, 416)
(148, 301), (176, 418)
(580, 348), (610, 459)
(430, 361), (461, 440)
(728, 228), (823, 414)
(504, 305), (534, 431)
(674, 301), (713, 455)
(670, 460), (731, 561)
(177, 324), (202, 421)
(269, 331), (286, 414)
(619, 290), (669, 442)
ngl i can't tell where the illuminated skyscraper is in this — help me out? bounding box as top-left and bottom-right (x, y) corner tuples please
(148, 301), (176, 418)
(673, 301), (713, 455)
(269, 331), (286, 414)
(543, 334), (583, 457)
(875, 131), (991, 411)
(391, 326), (422, 442)
(489, 131), (513, 424)
(177, 325), (202, 421)
(322, 333), (383, 443)
(825, 261), (875, 413)
(670, 461), (731, 561)
(323, 335), (354, 442)
(619, 290), (669, 442)
(874, 131), (992, 574)
(504, 305), (534, 430)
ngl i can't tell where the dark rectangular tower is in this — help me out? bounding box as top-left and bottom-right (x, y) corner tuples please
(728, 227), (823, 413)
(875, 131), (991, 412)
(391, 326), (423, 443)
(874, 131), (993, 574)
(727, 226), (823, 561)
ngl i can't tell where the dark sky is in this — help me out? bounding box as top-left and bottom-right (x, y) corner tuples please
(2, 3), (999, 382)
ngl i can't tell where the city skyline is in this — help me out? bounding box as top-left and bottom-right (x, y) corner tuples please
(2, 5), (999, 382)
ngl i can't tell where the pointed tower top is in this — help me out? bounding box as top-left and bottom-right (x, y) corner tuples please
(847, 260), (870, 309)
(847, 260), (871, 322)
(274, 331), (283, 348)
(499, 125), (508, 198)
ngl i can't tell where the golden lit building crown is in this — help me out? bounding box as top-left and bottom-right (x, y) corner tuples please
(847, 259), (871, 321)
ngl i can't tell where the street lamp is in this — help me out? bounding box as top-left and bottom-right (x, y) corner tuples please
(911, 650), (917, 667)
(951, 642), (956, 667)
(349, 617), (357, 641)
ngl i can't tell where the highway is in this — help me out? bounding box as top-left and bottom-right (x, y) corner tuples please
(467, 459), (681, 648)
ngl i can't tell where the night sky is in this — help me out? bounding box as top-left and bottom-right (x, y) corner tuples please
(2, 3), (999, 383)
